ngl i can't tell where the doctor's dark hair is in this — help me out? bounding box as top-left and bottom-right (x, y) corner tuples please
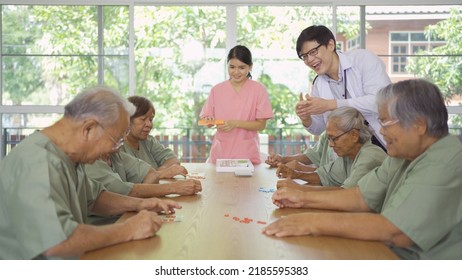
(227, 45), (253, 79)
(376, 79), (448, 138)
(296, 25), (337, 57)
(64, 86), (135, 126)
(127, 96), (156, 120)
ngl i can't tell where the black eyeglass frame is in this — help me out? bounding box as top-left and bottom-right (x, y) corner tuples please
(298, 44), (323, 60)
(327, 128), (357, 145)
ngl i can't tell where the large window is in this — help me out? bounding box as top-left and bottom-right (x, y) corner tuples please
(1, 2), (461, 159)
(1, 5), (129, 106)
(390, 31), (445, 74)
(134, 6), (226, 128)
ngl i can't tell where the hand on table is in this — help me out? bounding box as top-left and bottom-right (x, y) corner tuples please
(137, 197), (182, 214)
(265, 153), (282, 168)
(159, 164), (188, 178)
(276, 163), (299, 179)
(272, 187), (305, 209)
(173, 179), (202, 195)
(262, 213), (314, 237)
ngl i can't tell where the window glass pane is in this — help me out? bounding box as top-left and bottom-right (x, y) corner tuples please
(391, 33), (408, 41)
(2, 5), (43, 54)
(2, 113), (62, 156)
(400, 63), (406, 73)
(103, 6), (129, 55)
(1, 5), (128, 106)
(337, 6), (361, 52)
(104, 56), (129, 94)
(2, 113), (61, 129)
(2, 5), (98, 55)
(412, 45), (427, 54)
(410, 32), (426, 42)
(2, 56), (98, 105)
(449, 113), (462, 142)
(134, 6), (226, 128)
(236, 5), (331, 130)
(366, 4), (462, 107)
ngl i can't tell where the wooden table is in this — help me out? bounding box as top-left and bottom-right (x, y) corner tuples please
(81, 163), (399, 260)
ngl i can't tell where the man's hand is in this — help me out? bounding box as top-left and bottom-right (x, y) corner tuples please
(295, 92), (312, 126)
(137, 197), (182, 214)
(303, 96), (337, 115)
(276, 178), (304, 190)
(272, 187), (306, 209)
(285, 160), (317, 172)
(262, 213), (315, 237)
(276, 163), (299, 179)
(265, 153), (282, 168)
(173, 179), (202, 195)
(124, 210), (163, 240)
(158, 164), (188, 179)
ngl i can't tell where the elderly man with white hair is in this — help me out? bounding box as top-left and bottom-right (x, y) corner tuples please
(0, 86), (181, 260)
(263, 79), (462, 259)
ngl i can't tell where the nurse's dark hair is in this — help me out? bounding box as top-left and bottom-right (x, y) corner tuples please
(328, 107), (373, 144)
(127, 96), (155, 120)
(227, 45), (253, 79)
(376, 79), (448, 138)
(64, 86), (135, 126)
(296, 25), (336, 57)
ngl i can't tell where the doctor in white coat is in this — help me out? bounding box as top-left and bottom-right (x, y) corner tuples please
(295, 25), (391, 149)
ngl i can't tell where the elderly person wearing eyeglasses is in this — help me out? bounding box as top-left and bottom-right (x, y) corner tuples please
(275, 106), (386, 190)
(295, 25), (391, 151)
(265, 131), (336, 173)
(0, 86), (181, 260)
(263, 79), (462, 260)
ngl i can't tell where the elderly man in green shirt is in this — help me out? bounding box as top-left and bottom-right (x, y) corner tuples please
(0, 86), (181, 260)
(263, 79), (462, 259)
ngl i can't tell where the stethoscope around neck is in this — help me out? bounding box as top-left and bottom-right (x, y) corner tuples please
(343, 69), (348, 99)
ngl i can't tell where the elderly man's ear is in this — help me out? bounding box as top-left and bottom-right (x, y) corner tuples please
(81, 119), (99, 141)
(414, 118), (427, 136)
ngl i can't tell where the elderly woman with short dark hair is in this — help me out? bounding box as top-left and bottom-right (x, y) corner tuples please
(120, 96), (188, 179)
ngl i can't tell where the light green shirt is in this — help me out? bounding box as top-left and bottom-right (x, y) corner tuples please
(358, 135), (462, 259)
(0, 131), (105, 260)
(305, 131), (336, 167)
(316, 140), (387, 188)
(120, 135), (177, 169)
(84, 151), (152, 195)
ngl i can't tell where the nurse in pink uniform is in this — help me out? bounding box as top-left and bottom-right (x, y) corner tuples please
(200, 45), (274, 164)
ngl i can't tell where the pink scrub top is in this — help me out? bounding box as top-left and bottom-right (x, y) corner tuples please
(200, 79), (273, 164)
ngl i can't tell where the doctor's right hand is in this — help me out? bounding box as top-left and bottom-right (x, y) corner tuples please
(295, 92), (312, 125)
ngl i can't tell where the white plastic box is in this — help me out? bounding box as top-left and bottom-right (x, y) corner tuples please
(215, 159), (254, 173)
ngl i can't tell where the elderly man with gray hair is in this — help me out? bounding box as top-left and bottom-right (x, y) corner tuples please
(263, 79), (462, 259)
(0, 86), (181, 260)
(276, 106), (386, 190)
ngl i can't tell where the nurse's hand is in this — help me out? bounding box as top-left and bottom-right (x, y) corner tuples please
(217, 120), (237, 132)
